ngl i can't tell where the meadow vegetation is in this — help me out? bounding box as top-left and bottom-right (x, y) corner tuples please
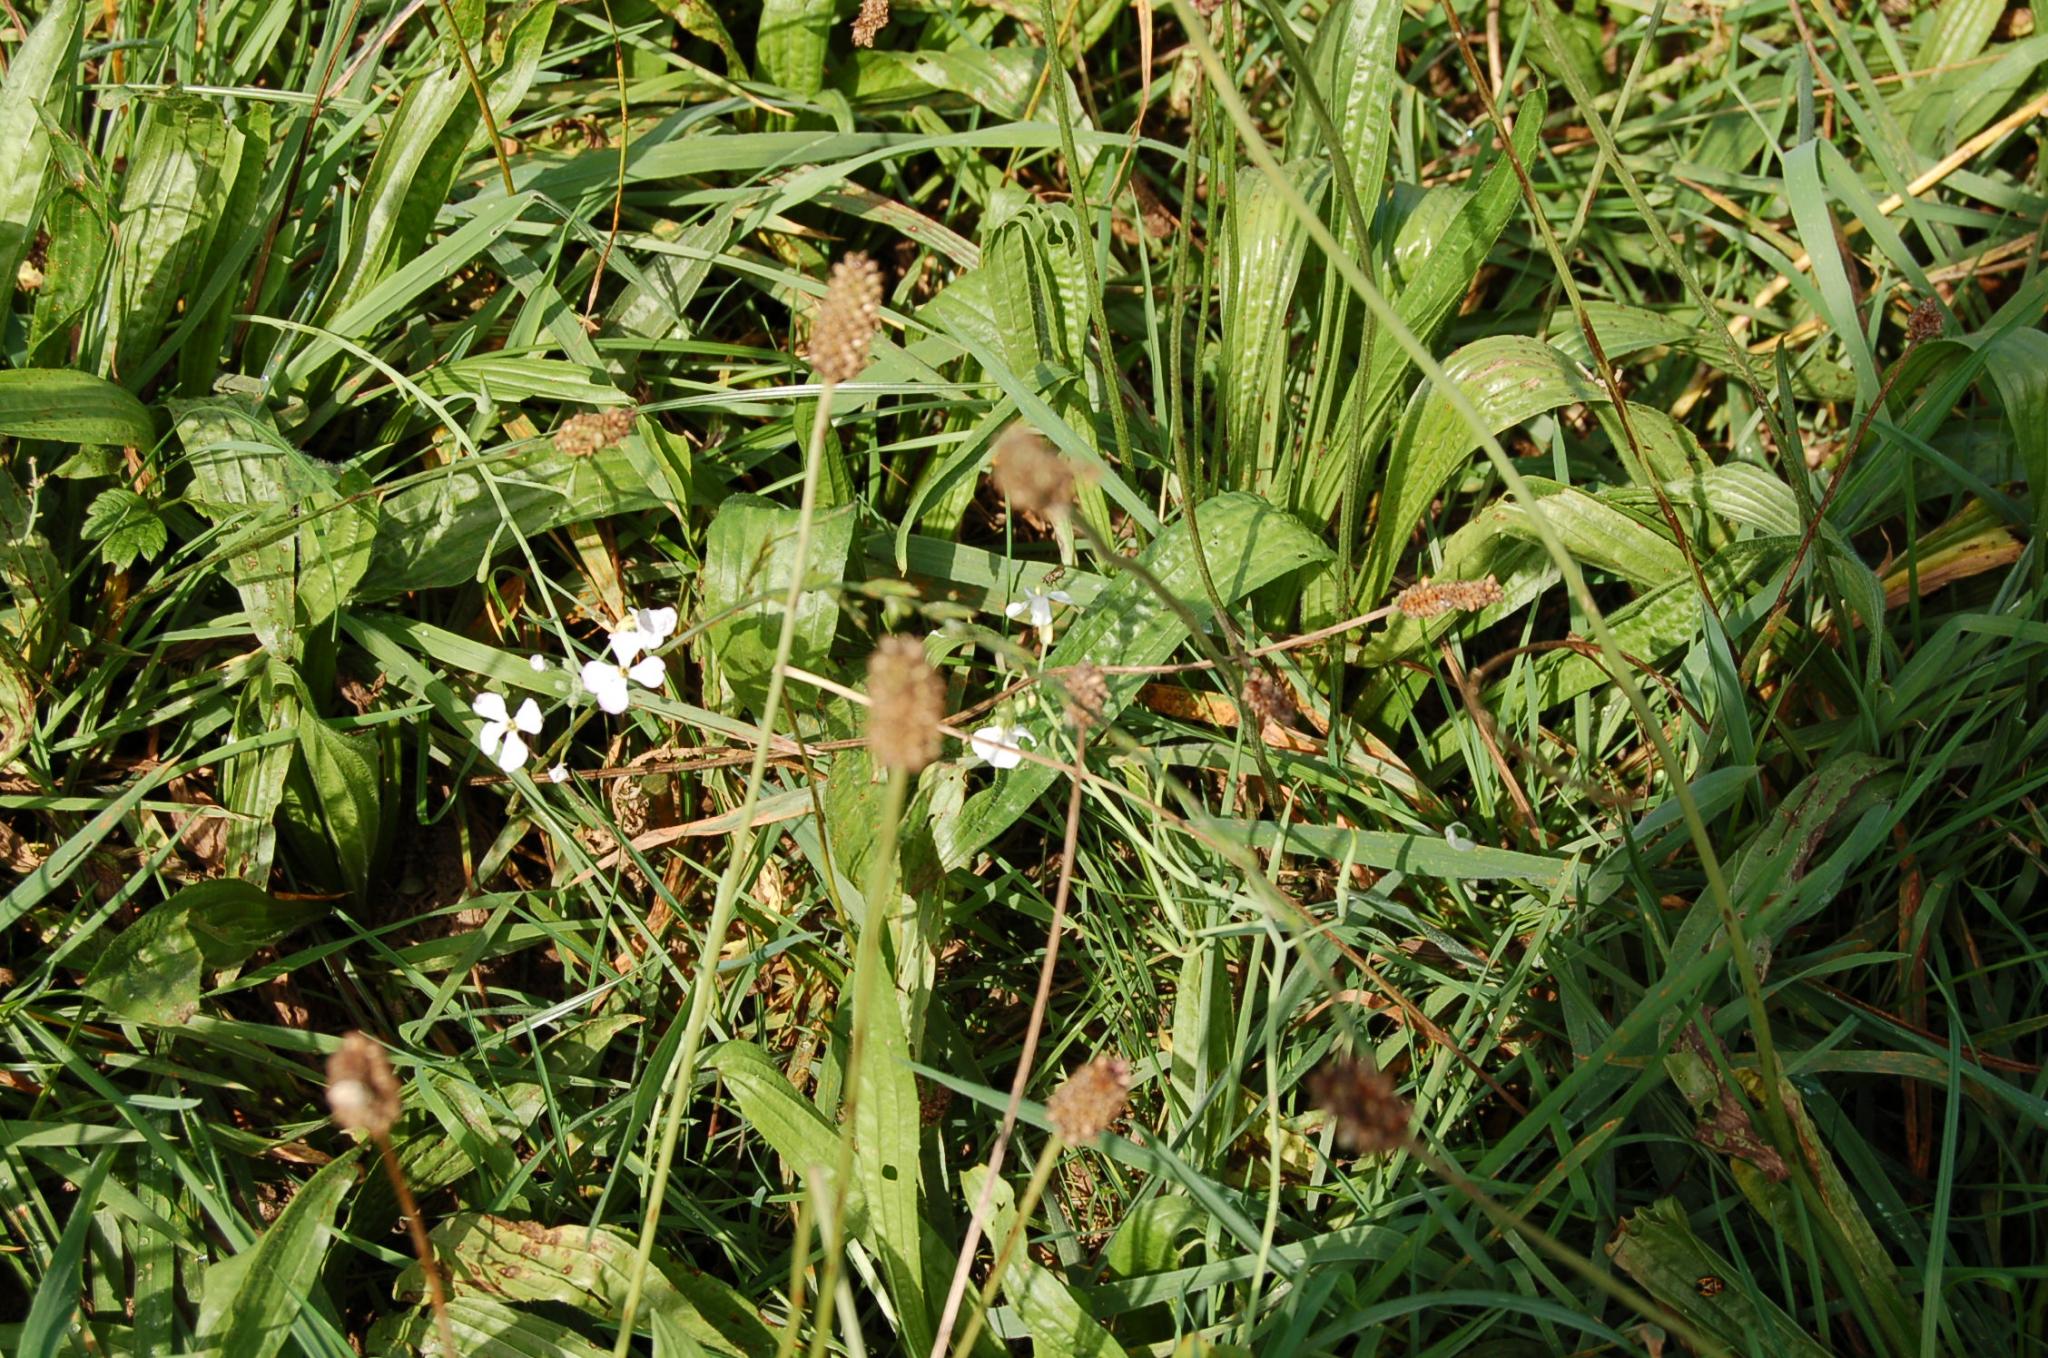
(1, 0), (2045, 1351)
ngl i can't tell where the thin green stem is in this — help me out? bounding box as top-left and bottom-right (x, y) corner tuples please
(611, 384), (839, 1353)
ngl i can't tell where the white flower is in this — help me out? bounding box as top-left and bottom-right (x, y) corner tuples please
(474, 691), (542, 772)
(1004, 588), (1073, 629)
(581, 608), (676, 714)
(547, 763), (570, 784)
(529, 653), (548, 671)
(969, 724), (1036, 770)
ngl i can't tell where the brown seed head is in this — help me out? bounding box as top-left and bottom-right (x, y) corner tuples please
(1047, 1054), (1131, 1144)
(1063, 662), (1110, 729)
(1907, 298), (1944, 344)
(808, 253), (885, 383)
(1308, 1055), (1411, 1155)
(1393, 575), (1505, 620)
(1241, 670), (1298, 730)
(851, 0), (891, 46)
(326, 1032), (403, 1138)
(866, 635), (945, 773)
(554, 406), (636, 457)
(991, 426), (1079, 520)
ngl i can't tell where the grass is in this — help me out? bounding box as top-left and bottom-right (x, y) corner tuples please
(0, 0), (2045, 1352)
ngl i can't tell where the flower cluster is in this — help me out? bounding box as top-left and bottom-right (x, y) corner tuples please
(468, 605), (677, 776)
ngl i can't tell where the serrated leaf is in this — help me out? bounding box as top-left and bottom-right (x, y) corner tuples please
(82, 487), (167, 569)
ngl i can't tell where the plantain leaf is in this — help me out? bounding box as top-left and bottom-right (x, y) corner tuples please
(1608, 1198), (1834, 1358)
(397, 1214), (774, 1355)
(0, 0), (84, 311)
(104, 94), (233, 382)
(83, 879), (326, 1027)
(0, 369), (153, 447)
(701, 495), (854, 712)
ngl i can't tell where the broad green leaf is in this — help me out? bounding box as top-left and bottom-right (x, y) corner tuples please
(361, 440), (671, 597)
(367, 1294), (612, 1357)
(934, 493), (1330, 868)
(1358, 333), (1603, 610)
(82, 878), (326, 1025)
(1220, 166), (1314, 492)
(196, 1151), (357, 1358)
(1607, 1198), (1833, 1358)
(399, 1214), (774, 1355)
(0, 0), (83, 310)
(705, 1041), (867, 1229)
(1970, 326), (2048, 535)
(964, 1166), (1129, 1358)
(168, 99), (274, 394)
(1477, 478), (1688, 587)
(221, 660), (303, 883)
(174, 398), (303, 659)
(104, 94), (233, 382)
(756, 0), (833, 94)
(1304, 88), (1546, 524)
(1286, 0), (1401, 239)
(27, 172), (110, 369)
(297, 467), (380, 627)
(853, 917), (930, 1355)
(295, 709), (382, 905)
(0, 369), (153, 447)
(700, 495), (855, 711)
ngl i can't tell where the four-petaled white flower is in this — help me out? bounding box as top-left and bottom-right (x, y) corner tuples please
(547, 763), (570, 784)
(580, 608), (676, 714)
(474, 691), (543, 772)
(1004, 587), (1073, 629)
(969, 724), (1036, 770)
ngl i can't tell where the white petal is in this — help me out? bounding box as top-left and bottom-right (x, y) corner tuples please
(580, 658), (616, 692)
(627, 654), (666, 690)
(607, 627), (646, 665)
(587, 666), (631, 714)
(632, 606), (678, 643)
(529, 653), (548, 671)
(494, 729), (530, 772)
(513, 698), (543, 734)
(1004, 600), (1028, 620)
(1046, 590), (1073, 606)
(547, 763), (570, 784)
(1024, 597), (1055, 627)
(970, 725), (1035, 770)
(472, 691), (508, 723)
(477, 721), (507, 759)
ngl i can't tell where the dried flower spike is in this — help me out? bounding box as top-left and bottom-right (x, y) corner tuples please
(327, 1031), (403, 1138)
(1308, 1055), (1411, 1156)
(851, 0), (890, 46)
(553, 405), (636, 457)
(1907, 298), (1944, 344)
(1393, 575), (1505, 620)
(991, 425), (1079, 519)
(866, 635), (945, 773)
(809, 253), (885, 383)
(1063, 662), (1109, 729)
(1047, 1054), (1130, 1144)
(1241, 670), (1298, 730)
